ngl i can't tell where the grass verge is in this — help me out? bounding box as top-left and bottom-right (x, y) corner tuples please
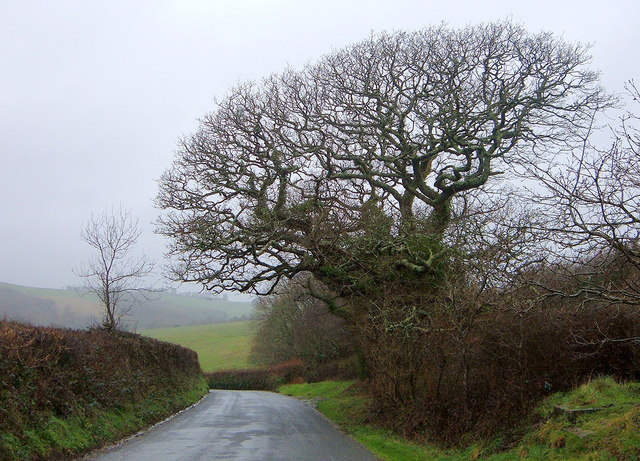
(278, 377), (640, 460)
(0, 375), (208, 461)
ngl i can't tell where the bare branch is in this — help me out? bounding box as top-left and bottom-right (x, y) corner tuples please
(157, 21), (611, 301)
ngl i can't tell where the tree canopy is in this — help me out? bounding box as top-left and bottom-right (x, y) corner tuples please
(157, 21), (611, 297)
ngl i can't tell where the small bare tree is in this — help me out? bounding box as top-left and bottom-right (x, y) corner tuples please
(76, 207), (155, 332)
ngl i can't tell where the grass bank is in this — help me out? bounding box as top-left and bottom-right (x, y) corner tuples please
(0, 375), (207, 461)
(279, 377), (640, 460)
(0, 320), (208, 461)
(142, 320), (254, 372)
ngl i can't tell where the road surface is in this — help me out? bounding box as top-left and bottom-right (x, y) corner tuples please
(85, 390), (378, 461)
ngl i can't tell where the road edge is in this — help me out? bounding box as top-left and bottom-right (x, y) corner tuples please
(77, 391), (211, 460)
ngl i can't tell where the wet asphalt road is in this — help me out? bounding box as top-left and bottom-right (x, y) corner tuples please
(85, 390), (378, 461)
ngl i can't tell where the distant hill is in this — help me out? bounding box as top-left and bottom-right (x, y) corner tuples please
(0, 282), (254, 330)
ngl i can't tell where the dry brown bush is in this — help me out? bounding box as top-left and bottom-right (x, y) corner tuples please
(361, 295), (640, 443)
(205, 359), (308, 390)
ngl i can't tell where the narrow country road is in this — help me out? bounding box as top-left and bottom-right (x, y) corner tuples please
(84, 390), (378, 461)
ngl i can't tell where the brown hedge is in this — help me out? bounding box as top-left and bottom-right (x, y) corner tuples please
(362, 304), (640, 443)
(0, 320), (204, 458)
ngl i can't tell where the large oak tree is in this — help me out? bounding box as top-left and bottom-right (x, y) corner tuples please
(157, 22), (610, 304)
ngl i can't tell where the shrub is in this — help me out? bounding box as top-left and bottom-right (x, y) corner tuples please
(250, 276), (355, 367)
(205, 368), (279, 390)
(305, 356), (360, 383)
(268, 359), (306, 382)
(363, 302), (640, 443)
(206, 358), (323, 390)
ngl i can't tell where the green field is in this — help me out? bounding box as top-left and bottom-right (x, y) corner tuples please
(142, 321), (255, 372)
(152, 292), (255, 318)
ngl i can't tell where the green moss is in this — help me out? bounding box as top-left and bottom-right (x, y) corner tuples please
(318, 265), (349, 279)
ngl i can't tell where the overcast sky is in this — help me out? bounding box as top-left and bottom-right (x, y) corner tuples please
(1, 0), (638, 293)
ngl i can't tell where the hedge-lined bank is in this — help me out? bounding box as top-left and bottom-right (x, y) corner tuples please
(0, 320), (208, 461)
(279, 378), (640, 460)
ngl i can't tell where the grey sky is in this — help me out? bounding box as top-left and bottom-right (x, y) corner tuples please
(1, 0), (638, 291)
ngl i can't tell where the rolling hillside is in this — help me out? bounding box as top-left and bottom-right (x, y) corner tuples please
(142, 321), (255, 372)
(0, 281), (254, 330)
(147, 291), (255, 318)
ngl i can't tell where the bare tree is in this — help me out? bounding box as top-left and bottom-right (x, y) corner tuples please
(156, 23), (625, 428)
(76, 207), (155, 331)
(157, 21), (611, 302)
(250, 274), (353, 367)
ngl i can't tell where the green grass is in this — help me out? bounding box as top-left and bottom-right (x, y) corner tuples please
(142, 321), (255, 372)
(279, 381), (453, 460)
(0, 375), (208, 461)
(279, 377), (640, 461)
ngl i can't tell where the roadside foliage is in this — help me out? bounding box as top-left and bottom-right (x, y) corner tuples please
(0, 320), (208, 460)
